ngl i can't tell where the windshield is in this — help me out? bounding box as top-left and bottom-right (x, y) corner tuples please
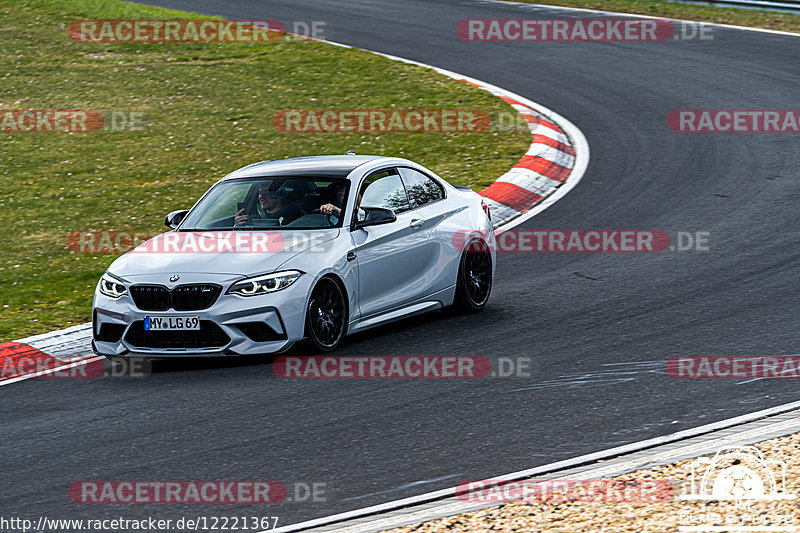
(179, 177), (350, 230)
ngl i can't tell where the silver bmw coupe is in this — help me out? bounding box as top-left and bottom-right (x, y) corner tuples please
(92, 154), (495, 357)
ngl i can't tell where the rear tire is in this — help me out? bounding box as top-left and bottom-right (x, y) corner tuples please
(453, 239), (492, 312)
(304, 276), (347, 352)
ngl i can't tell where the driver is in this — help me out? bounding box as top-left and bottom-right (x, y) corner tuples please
(235, 184), (301, 226)
(319, 182), (346, 216)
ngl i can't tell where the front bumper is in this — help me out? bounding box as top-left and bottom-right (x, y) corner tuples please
(92, 275), (312, 357)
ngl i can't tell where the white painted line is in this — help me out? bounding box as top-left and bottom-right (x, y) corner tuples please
(0, 356), (103, 387)
(478, 0), (800, 38)
(268, 400), (800, 532)
(335, 415), (800, 532)
(510, 103), (547, 114)
(1, 324), (98, 387)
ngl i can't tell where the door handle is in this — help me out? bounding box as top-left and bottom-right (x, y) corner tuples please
(409, 218), (424, 229)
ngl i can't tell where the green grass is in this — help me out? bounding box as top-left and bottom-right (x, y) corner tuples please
(0, 0), (530, 341)
(515, 0), (800, 33)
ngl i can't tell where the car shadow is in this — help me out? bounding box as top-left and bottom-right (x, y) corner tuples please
(110, 305), (500, 376)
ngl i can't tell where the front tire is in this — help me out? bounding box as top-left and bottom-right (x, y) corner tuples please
(453, 239), (492, 312)
(305, 276), (347, 352)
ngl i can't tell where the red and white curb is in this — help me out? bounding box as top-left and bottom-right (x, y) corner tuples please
(0, 42), (589, 385)
(475, 96), (575, 225)
(0, 324), (98, 385)
(370, 50), (588, 230)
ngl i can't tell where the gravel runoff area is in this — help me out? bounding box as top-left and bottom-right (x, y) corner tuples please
(383, 432), (800, 532)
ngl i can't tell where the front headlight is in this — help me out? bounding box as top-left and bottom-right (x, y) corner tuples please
(98, 272), (127, 299)
(227, 270), (302, 297)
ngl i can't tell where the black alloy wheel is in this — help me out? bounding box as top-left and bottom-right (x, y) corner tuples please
(454, 239), (492, 312)
(305, 277), (347, 352)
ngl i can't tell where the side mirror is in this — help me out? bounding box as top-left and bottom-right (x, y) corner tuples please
(355, 207), (396, 229)
(165, 209), (189, 229)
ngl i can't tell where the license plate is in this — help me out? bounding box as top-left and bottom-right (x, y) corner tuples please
(144, 316), (200, 331)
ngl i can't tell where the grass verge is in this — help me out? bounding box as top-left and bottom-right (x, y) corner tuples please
(0, 0), (530, 340)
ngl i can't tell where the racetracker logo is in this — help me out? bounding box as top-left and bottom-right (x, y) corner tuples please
(69, 20), (285, 43)
(274, 356), (492, 378)
(69, 481), (288, 503)
(457, 478), (674, 504)
(69, 231), (161, 253)
(667, 356), (800, 379)
(1, 110), (100, 132)
(457, 18), (675, 41)
(452, 230), (673, 253)
(1, 357), (105, 379)
(668, 110), (800, 132)
(0, 110), (145, 133)
(0, 343), (105, 380)
(283, 21), (328, 41)
(273, 110), (491, 133)
(66, 231), (332, 254)
(677, 447), (795, 531)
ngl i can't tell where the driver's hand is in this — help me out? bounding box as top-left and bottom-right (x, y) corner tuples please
(320, 203), (341, 216)
(234, 208), (249, 226)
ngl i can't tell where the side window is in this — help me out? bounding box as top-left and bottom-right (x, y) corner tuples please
(359, 168), (410, 215)
(399, 167), (444, 208)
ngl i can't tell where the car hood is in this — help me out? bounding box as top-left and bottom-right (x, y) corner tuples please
(108, 229), (338, 280)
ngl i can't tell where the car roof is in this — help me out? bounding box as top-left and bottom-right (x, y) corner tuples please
(221, 155), (385, 180)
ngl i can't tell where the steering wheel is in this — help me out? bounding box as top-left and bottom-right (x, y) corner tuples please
(309, 208), (339, 226)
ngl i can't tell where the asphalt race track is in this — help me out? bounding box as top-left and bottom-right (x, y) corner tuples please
(3, 0), (800, 527)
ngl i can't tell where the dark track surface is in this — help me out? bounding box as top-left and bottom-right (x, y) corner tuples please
(3, 0), (800, 527)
